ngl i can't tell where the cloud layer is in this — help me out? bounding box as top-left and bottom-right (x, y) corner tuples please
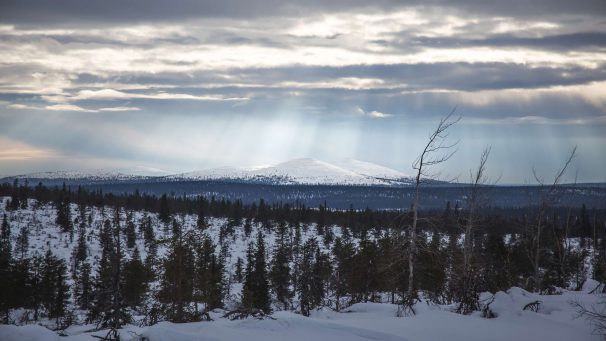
(0, 0), (605, 181)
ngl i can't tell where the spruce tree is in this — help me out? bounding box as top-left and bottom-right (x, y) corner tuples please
(15, 226), (29, 260)
(252, 231), (270, 313)
(242, 232), (271, 314)
(75, 262), (93, 311)
(159, 220), (195, 322)
(55, 183), (72, 233)
(9, 179), (20, 210)
(159, 194), (171, 224)
(297, 238), (317, 316)
(125, 212), (137, 249)
(270, 234), (292, 310)
(241, 243), (255, 310)
(0, 214), (13, 323)
(312, 247), (329, 307)
(234, 257), (244, 283)
(331, 236), (355, 311)
(29, 255), (43, 321)
(194, 236), (224, 312)
(196, 202), (207, 230)
(122, 247), (148, 310)
(141, 215), (155, 248)
(420, 232), (447, 304)
(11, 258), (32, 319)
(1, 214), (11, 257)
(481, 233), (510, 293)
(40, 250), (69, 326)
(90, 217), (129, 329)
(74, 222), (88, 265)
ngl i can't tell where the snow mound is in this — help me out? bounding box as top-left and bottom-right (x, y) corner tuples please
(582, 279), (605, 293)
(0, 324), (60, 341)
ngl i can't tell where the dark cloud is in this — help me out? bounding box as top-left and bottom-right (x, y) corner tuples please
(2, 0), (605, 26)
(104, 62), (606, 92)
(397, 32), (606, 51)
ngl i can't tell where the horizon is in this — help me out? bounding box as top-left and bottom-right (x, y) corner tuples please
(1, 156), (604, 186)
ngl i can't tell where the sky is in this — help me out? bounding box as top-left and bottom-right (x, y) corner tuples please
(0, 0), (605, 183)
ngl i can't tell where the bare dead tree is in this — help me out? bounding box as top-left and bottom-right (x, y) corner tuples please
(400, 110), (460, 316)
(528, 146), (577, 292)
(456, 147), (492, 314)
(551, 171), (578, 288)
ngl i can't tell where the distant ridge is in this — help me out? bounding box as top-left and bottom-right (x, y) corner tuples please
(2, 158), (415, 186)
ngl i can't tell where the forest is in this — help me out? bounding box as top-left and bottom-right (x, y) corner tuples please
(0, 178), (604, 338)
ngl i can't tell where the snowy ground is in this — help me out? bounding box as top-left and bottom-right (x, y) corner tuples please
(1, 286), (603, 341)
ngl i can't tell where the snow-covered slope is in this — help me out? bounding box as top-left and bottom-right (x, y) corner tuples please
(334, 158), (411, 181)
(8, 167), (170, 181)
(168, 166), (255, 181)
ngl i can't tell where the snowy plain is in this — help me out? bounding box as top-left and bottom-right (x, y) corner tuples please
(1, 290), (603, 341)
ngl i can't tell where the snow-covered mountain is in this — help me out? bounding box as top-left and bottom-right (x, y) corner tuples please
(3, 158), (415, 186)
(169, 158), (414, 185)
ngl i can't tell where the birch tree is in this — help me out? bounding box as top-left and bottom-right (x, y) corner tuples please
(528, 146), (576, 292)
(401, 110), (460, 316)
